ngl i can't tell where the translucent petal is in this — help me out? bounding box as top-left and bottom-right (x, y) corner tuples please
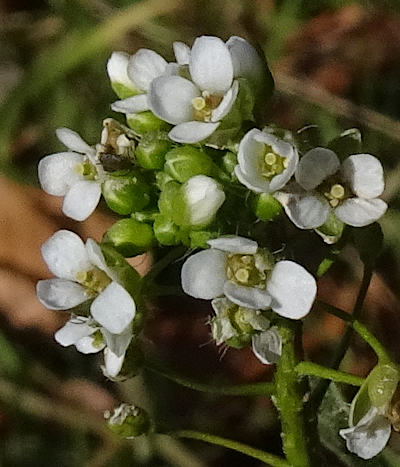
(127, 48), (167, 91)
(75, 335), (104, 354)
(181, 249), (226, 300)
(189, 36), (233, 93)
(62, 180), (102, 221)
(211, 80), (239, 122)
(234, 165), (270, 193)
(296, 147), (340, 190)
(148, 75), (199, 124)
(208, 236), (258, 254)
(173, 41), (190, 65)
(342, 154), (385, 199)
(168, 121), (219, 143)
(102, 327), (132, 358)
(103, 347), (125, 378)
(267, 261), (316, 319)
(91, 281), (136, 335)
(55, 317), (94, 347)
(85, 239), (116, 281)
(335, 198), (387, 227)
(252, 328), (282, 364)
(41, 230), (91, 280)
(111, 94), (149, 114)
(107, 51), (133, 88)
(38, 152), (84, 196)
(56, 128), (92, 154)
(224, 282), (272, 310)
(36, 279), (89, 310)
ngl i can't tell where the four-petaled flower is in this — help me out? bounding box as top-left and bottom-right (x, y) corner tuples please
(181, 235), (316, 319)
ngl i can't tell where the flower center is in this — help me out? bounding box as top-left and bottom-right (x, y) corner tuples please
(75, 159), (97, 180)
(91, 329), (105, 348)
(318, 176), (350, 208)
(259, 145), (288, 180)
(226, 251), (273, 288)
(192, 92), (223, 122)
(75, 267), (112, 296)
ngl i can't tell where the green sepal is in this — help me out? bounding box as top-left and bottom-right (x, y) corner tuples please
(368, 363), (399, 409)
(164, 146), (214, 183)
(315, 213), (344, 244)
(189, 230), (218, 249)
(131, 210), (158, 223)
(253, 193), (282, 221)
(106, 404), (151, 438)
(135, 139), (171, 170)
(155, 171), (175, 191)
(103, 218), (155, 257)
(127, 111), (170, 134)
(111, 82), (140, 100)
(352, 223), (383, 267)
(221, 151), (238, 179)
(328, 128), (362, 161)
(158, 181), (182, 220)
(99, 243), (141, 299)
(153, 214), (181, 246)
(102, 173), (151, 215)
(226, 334), (252, 349)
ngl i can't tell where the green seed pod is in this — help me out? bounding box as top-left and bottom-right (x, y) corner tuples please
(126, 111), (170, 134)
(368, 363), (400, 409)
(153, 214), (181, 246)
(135, 139), (171, 170)
(164, 146), (214, 183)
(103, 218), (155, 257)
(105, 404), (151, 438)
(102, 175), (151, 215)
(253, 193), (282, 221)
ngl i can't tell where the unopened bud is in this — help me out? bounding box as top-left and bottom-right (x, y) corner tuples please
(107, 52), (140, 99)
(253, 193), (282, 222)
(127, 111), (170, 134)
(135, 139), (171, 170)
(105, 403), (151, 438)
(164, 146), (214, 183)
(153, 214), (181, 246)
(102, 174), (151, 215)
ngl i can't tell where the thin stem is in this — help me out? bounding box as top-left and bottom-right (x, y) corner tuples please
(146, 363), (274, 396)
(311, 265), (373, 410)
(144, 246), (187, 284)
(296, 361), (364, 386)
(273, 320), (310, 467)
(166, 430), (290, 467)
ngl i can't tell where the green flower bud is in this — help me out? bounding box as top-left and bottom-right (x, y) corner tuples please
(135, 139), (171, 170)
(155, 171), (175, 191)
(368, 363), (400, 409)
(127, 111), (170, 134)
(103, 219), (155, 257)
(102, 173), (151, 215)
(164, 146), (214, 183)
(153, 214), (181, 246)
(189, 230), (217, 249)
(253, 193), (282, 221)
(105, 404), (151, 438)
(158, 181), (182, 220)
(131, 211), (158, 223)
(221, 151), (238, 177)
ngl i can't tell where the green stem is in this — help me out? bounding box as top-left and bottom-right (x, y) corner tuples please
(146, 363), (274, 396)
(167, 430), (290, 467)
(273, 320), (310, 467)
(296, 361), (364, 386)
(144, 246), (187, 284)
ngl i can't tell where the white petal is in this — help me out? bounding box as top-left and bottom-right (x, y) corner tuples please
(190, 36), (233, 93)
(91, 281), (135, 334)
(41, 230), (91, 280)
(181, 249), (226, 300)
(102, 327), (132, 357)
(127, 48), (168, 91)
(169, 121), (219, 143)
(296, 147), (340, 190)
(269, 146), (298, 192)
(267, 261), (316, 319)
(173, 41), (190, 65)
(208, 236), (258, 254)
(252, 328), (282, 364)
(107, 51), (133, 88)
(62, 180), (101, 221)
(75, 335), (105, 354)
(226, 36), (266, 89)
(38, 152), (84, 196)
(111, 94), (149, 114)
(85, 239), (116, 281)
(340, 407), (391, 460)
(224, 282), (272, 310)
(103, 347), (125, 377)
(36, 279), (89, 310)
(342, 154), (385, 199)
(335, 198), (387, 227)
(55, 317), (94, 347)
(235, 165), (270, 193)
(56, 128), (92, 154)
(274, 189), (330, 229)
(211, 80), (239, 122)
(148, 75), (199, 124)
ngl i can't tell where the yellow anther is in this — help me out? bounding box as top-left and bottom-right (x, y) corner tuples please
(282, 157), (289, 168)
(240, 255), (252, 265)
(75, 271), (87, 283)
(192, 97), (206, 111)
(330, 184), (345, 199)
(264, 152), (277, 165)
(74, 163), (85, 175)
(235, 268), (250, 284)
(329, 198), (340, 208)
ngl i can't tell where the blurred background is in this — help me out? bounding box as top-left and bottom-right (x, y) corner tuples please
(2, 0), (400, 465)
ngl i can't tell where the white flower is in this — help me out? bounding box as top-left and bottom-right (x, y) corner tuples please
(107, 51), (137, 95)
(36, 230), (136, 377)
(38, 128), (102, 221)
(148, 36), (239, 143)
(234, 128), (298, 193)
(181, 236), (316, 319)
(181, 175), (225, 227)
(275, 148), (387, 229)
(110, 48), (168, 115)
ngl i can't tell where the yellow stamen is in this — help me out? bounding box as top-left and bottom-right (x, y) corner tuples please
(235, 268), (249, 284)
(264, 152), (277, 165)
(330, 184), (345, 199)
(192, 97), (206, 111)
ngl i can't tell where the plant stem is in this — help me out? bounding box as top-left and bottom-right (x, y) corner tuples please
(273, 320), (310, 467)
(167, 430), (290, 467)
(146, 363), (274, 396)
(144, 246), (187, 283)
(295, 361), (364, 386)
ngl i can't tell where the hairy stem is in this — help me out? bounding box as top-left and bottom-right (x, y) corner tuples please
(296, 361), (364, 386)
(167, 430), (290, 467)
